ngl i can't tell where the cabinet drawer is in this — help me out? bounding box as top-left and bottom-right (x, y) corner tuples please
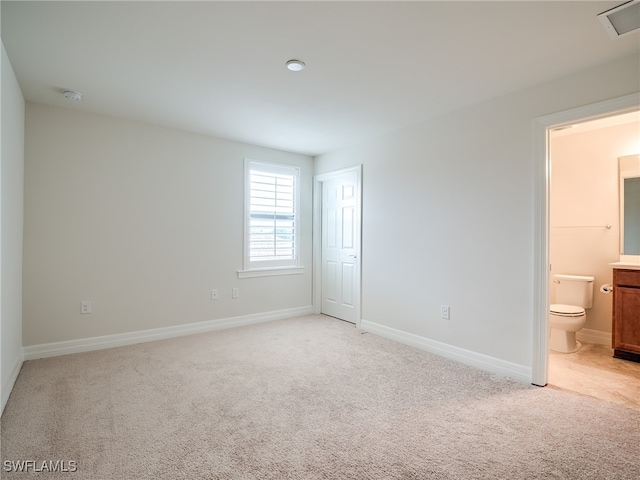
(614, 270), (640, 288)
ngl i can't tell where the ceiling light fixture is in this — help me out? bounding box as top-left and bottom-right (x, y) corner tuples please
(62, 89), (83, 101)
(286, 59), (305, 72)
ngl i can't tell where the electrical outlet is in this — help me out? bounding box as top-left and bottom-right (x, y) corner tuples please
(440, 305), (450, 320)
(81, 300), (92, 314)
(211, 289), (218, 300)
(232, 288), (239, 299)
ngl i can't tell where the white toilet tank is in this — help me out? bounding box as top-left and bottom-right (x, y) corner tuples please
(553, 274), (594, 308)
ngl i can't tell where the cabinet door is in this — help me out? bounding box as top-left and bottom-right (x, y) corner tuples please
(614, 286), (640, 354)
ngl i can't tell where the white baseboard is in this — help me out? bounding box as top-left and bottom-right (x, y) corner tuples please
(577, 328), (611, 346)
(23, 306), (314, 361)
(1, 351), (24, 416)
(360, 319), (532, 384)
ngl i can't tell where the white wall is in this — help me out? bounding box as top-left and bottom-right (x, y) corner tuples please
(1, 42), (25, 414)
(23, 104), (313, 346)
(314, 54), (639, 370)
(550, 121), (639, 336)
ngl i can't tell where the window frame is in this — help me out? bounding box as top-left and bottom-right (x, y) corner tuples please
(237, 159), (304, 279)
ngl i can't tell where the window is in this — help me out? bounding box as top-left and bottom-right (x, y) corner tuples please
(239, 160), (303, 278)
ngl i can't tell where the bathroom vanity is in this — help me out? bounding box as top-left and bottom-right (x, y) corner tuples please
(611, 267), (640, 363)
(610, 155), (640, 363)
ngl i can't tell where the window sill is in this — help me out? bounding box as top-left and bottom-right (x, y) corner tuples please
(237, 266), (305, 279)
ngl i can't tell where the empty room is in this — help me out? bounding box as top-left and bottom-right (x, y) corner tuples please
(1, 1), (639, 479)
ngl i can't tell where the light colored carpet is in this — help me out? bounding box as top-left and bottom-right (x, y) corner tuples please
(1, 315), (639, 479)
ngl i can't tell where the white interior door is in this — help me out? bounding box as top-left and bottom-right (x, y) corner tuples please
(320, 168), (361, 324)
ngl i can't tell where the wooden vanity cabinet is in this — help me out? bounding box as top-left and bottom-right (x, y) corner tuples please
(612, 268), (640, 363)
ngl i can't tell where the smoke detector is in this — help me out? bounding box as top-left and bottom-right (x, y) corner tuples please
(598, 0), (640, 39)
(62, 90), (83, 101)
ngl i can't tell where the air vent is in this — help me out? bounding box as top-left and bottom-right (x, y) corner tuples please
(598, 0), (640, 39)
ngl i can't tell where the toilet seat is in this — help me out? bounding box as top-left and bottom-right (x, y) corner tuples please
(550, 304), (585, 317)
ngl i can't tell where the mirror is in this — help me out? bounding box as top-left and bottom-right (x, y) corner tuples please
(619, 154), (640, 259)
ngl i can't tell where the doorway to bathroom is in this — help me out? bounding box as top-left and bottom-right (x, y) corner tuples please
(547, 111), (640, 409)
(532, 93), (640, 408)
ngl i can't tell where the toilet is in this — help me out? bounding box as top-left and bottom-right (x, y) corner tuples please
(549, 274), (594, 353)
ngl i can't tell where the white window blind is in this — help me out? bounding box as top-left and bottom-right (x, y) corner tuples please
(244, 161), (300, 270)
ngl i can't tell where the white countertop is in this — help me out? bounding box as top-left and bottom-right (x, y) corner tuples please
(609, 261), (640, 270)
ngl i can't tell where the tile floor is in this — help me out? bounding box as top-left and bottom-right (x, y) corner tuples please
(548, 342), (640, 411)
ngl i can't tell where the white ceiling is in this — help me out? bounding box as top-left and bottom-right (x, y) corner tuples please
(2, 1), (638, 156)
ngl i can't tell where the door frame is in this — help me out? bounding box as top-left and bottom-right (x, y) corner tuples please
(532, 92), (639, 386)
(313, 165), (363, 326)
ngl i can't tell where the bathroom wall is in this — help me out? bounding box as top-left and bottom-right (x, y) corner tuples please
(550, 120), (640, 338)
